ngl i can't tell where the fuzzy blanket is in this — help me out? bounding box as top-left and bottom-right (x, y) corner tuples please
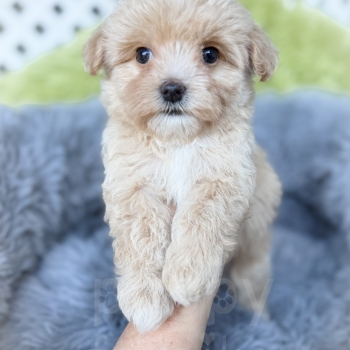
(1, 91), (350, 350)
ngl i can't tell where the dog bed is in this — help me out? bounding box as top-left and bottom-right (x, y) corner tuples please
(1, 91), (350, 350)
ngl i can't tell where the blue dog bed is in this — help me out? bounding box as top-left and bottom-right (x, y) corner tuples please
(1, 91), (350, 350)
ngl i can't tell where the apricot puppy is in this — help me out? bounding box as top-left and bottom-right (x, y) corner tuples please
(84, 0), (281, 332)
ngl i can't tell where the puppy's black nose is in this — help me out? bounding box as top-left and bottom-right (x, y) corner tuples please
(160, 81), (186, 103)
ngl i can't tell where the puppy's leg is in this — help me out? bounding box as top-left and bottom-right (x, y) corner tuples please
(162, 165), (255, 306)
(105, 185), (173, 333)
(225, 148), (281, 315)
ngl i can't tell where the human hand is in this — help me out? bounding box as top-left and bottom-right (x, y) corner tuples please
(114, 293), (215, 350)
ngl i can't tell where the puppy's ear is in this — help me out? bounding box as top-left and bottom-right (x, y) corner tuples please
(249, 25), (278, 82)
(83, 26), (105, 76)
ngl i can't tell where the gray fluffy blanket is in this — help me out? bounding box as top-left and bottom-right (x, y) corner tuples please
(1, 91), (350, 350)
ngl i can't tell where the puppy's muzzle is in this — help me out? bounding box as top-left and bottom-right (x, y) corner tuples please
(160, 81), (186, 103)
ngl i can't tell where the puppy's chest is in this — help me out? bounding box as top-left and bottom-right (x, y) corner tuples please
(151, 145), (199, 205)
(111, 139), (232, 205)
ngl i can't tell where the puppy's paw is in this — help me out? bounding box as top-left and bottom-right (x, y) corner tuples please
(162, 246), (222, 306)
(117, 275), (174, 333)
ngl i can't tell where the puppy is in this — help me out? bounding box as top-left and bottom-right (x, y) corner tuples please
(84, 0), (281, 333)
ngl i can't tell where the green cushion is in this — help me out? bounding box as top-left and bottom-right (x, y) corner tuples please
(241, 0), (350, 94)
(0, 30), (101, 106)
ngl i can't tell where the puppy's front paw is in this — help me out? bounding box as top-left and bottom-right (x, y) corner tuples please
(117, 275), (174, 333)
(162, 245), (222, 306)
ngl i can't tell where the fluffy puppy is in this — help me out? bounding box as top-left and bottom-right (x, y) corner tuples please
(84, 0), (281, 333)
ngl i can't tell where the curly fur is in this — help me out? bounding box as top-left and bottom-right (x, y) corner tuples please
(84, 0), (281, 332)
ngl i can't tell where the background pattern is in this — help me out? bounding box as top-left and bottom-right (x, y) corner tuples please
(0, 0), (349, 76)
(0, 0), (349, 106)
(0, 0), (116, 75)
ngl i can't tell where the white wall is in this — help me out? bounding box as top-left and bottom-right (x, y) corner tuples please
(285, 0), (350, 27)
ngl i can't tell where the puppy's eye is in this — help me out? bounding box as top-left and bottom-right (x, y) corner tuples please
(202, 47), (219, 64)
(136, 47), (152, 64)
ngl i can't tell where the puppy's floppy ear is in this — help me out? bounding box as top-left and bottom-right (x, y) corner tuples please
(249, 25), (278, 82)
(83, 26), (105, 76)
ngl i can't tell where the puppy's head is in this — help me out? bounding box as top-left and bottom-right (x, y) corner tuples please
(84, 0), (278, 143)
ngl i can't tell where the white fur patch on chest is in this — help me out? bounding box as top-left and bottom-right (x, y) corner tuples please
(155, 143), (199, 206)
